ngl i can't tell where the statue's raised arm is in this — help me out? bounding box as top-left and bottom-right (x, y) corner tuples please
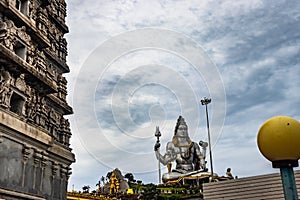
(155, 141), (176, 165)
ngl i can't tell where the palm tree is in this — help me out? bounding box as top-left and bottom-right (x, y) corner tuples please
(96, 181), (101, 194)
(101, 176), (105, 185)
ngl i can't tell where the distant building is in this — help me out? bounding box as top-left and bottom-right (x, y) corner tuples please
(0, 0), (75, 199)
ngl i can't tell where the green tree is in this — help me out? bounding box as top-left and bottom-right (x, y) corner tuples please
(125, 173), (136, 184)
(82, 185), (90, 193)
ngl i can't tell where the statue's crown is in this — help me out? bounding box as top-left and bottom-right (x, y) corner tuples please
(178, 116), (186, 126)
(174, 115), (187, 135)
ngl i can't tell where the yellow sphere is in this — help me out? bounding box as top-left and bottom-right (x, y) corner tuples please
(257, 116), (300, 162)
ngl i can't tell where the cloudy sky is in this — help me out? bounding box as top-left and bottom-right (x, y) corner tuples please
(65, 0), (300, 191)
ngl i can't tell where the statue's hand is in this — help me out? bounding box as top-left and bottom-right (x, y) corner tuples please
(154, 142), (160, 151)
(199, 140), (208, 148)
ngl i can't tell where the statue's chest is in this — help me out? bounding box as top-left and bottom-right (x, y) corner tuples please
(174, 145), (194, 160)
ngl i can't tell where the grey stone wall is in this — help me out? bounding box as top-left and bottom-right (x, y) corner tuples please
(0, 129), (70, 200)
(0, 136), (23, 189)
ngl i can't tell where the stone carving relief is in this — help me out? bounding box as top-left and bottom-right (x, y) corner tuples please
(15, 73), (27, 92)
(26, 44), (35, 65)
(27, 44), (49, 80)
(59, 37), (67, 62)
(36, 8), (48, 37)
(59, 117), (71, 147)
(0, 16), (60, 91)
(25, 91), (71, 146)
(48, 24), (62, 57)
(37, 97), (48, 128)
(25, 94), (47, 128)
(0, 67), (13, 109)
(0, 17), (31, 57)
(0, 18), (16, 51)
(0, 67), (68, 129)
(47, 19), (67, 62)
(33, 48), (47, 76)
(47, 107), (59, 139)
(17, 26), (31, 45)
(0, 67), (31, 116)
(47, 0), (67, 24)
(28, 0), (38, 21)
(26, 92), (37, 122)
(57, 74), (67, 101)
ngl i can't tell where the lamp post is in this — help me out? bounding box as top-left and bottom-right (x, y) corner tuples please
(257, 116), (300, 200)
(201, 97), (214, 180)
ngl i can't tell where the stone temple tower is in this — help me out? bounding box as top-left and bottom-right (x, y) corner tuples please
(0, 0), (75, 199)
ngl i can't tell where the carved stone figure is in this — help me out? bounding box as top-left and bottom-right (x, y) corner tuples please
(0, 68), (12, 108)
(0, 18), (15, 50)
(16, 25), (31, 45)
(26, 44), (35, 65)
(154, 116), (208, 183)
(59, 118), (71, 146)
(47, 108), (60, 140)
(15, 73), (26, 92)
(28, 0), (37, 21)
(0, 82), (12, 108)
(26, 94), (37, 122)
(0, 17), (31, 52)
(36, 97), (47, 127)
(34, 49), (47, 75)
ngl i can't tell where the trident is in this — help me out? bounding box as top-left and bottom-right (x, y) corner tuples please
(155, 126), (161, 184)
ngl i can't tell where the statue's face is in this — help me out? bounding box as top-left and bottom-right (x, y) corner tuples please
(177, 124), (188, 137)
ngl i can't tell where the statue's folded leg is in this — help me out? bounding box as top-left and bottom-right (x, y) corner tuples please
(162, 171), (183, 182)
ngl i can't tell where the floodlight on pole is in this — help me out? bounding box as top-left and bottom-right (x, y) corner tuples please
(201, 97), (214, 180)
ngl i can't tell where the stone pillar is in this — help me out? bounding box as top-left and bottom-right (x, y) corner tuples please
(22, 145), (31, 187)
(33, 149), (42, 190)
(40, 152), (48, 191)
(51, 161), (58, 199)
(59, 164), (71, 199)
(59, 165), (66, 200)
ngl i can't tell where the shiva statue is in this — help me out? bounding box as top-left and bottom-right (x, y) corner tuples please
(154, 116), (208, 183)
